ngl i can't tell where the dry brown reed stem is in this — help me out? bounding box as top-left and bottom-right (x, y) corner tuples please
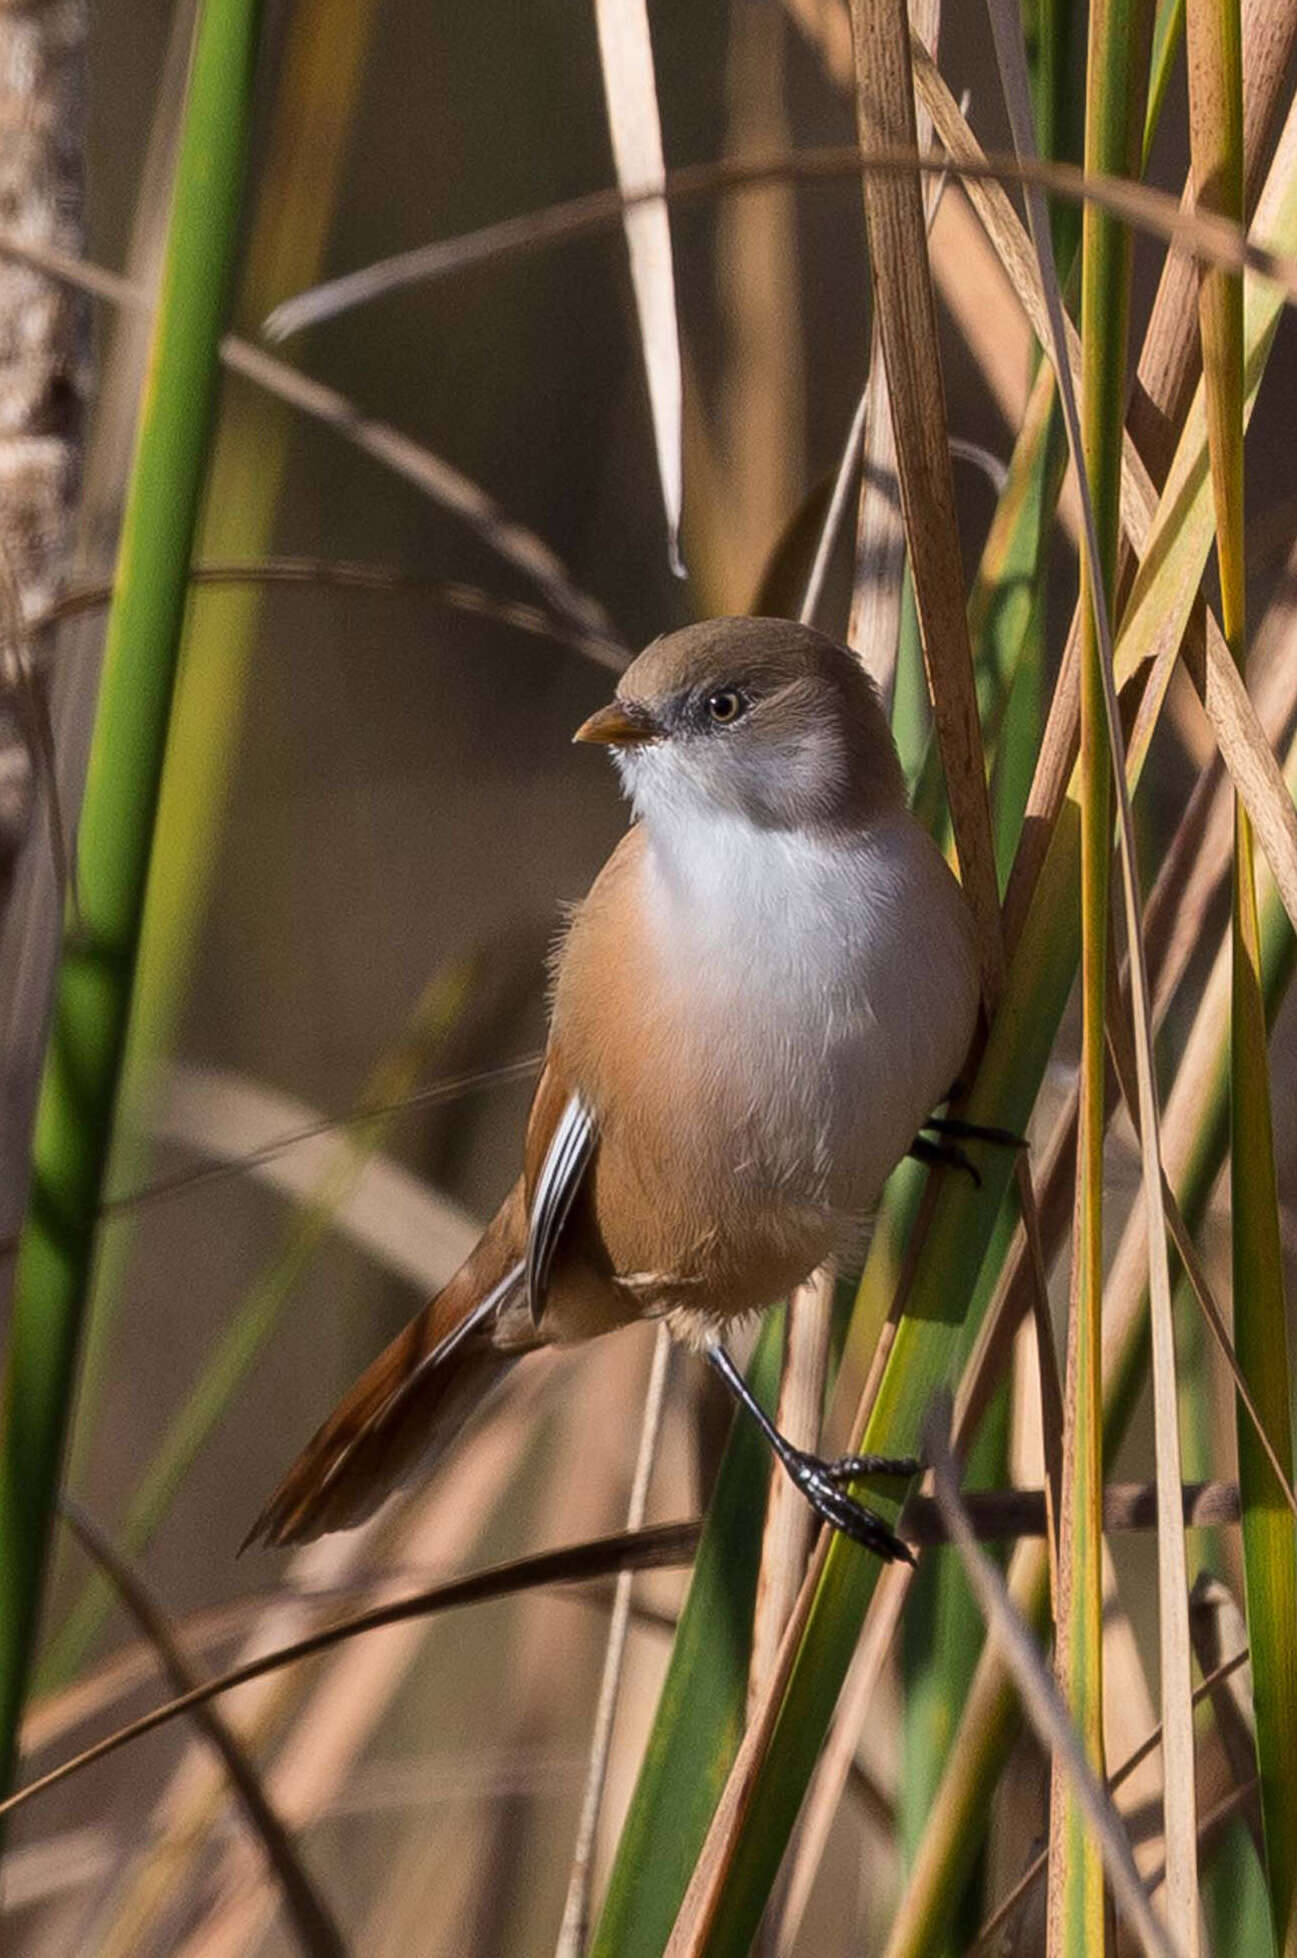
(851, 0), (1004, 1000)
(558, 1326), (672, 1957)
(716, 0), (807, 608)
(1130, 0), (1297, 480)
(748, 1269), (833, 1720)
(847, 0), (943, 703)
(60, 1501), (345, 1958)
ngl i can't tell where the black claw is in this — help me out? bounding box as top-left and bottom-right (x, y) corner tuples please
(923, 1114), (1026, 1150)
(786, 1449), (914, 1563)
(909, 1135), (981, 1187)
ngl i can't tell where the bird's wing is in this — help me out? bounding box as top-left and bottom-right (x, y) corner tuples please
(524, 1078), (596, 1327)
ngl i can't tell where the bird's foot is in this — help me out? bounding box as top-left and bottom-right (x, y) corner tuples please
(782, 1447), (916, 1563)
(705, 1341), (919, 1562)
(908, 1133), (981, 1187)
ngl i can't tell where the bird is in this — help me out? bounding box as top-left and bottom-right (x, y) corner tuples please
(248, 616), (984, 1561)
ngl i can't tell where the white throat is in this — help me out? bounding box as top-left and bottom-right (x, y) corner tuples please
(624, 751), (980, 1223)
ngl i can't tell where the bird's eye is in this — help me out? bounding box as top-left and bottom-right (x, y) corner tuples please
(705, 688), (747, 726)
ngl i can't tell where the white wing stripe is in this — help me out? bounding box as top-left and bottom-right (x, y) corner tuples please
(526, 1092), (596, 1325)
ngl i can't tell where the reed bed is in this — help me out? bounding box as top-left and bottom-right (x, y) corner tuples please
(0, 2), (1294, 1953)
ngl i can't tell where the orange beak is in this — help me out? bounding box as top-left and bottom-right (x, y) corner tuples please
(572, 699), (660, 746)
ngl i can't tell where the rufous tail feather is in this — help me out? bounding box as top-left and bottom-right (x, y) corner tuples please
(246, 1188), (528, 1549)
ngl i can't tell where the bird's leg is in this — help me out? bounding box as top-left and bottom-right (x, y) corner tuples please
(705, 1343), (916, 1565)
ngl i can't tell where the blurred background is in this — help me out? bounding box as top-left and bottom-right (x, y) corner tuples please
(0, 0), (1294, 1950)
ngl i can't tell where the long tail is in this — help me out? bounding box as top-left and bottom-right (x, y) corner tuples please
(247, 1188), (528, 1549)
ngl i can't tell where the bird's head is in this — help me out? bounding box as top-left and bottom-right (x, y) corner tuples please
(574, 616), (906, 834)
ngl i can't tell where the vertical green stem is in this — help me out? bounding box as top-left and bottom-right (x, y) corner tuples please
(1187, 0), (1297, 1944)
(1232, 812), (1297, 1953)
(1050, 0), (1151, 1943)
(55, 0), (383, 1667)
(0, 0), (263, 1800)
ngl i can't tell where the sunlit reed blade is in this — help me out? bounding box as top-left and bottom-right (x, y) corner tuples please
(594, 0), (684, 573)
